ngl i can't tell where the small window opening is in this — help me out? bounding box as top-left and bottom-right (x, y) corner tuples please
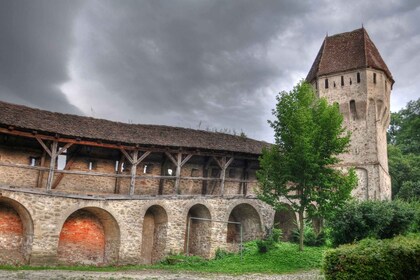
(315, 82), (318, 89)
(349, 78), (352, 85)
(373, 73), (377, 84)
(341, 76), (344, 86)
(121, 162), (125, 172)
(333, 81), (336, 88)
(325, 79), (329, 89)
(29, 156), (38, 166)
(385, 81), (387, 92)
(229, 168), (236, 178)
(357, 72), (361, 83)
(115, 160), (119, 172)
(143, 164), (153, 174)
(349, 100), (357, 120)
(191, 168), (199, 177)
(88, 160), (96, 171)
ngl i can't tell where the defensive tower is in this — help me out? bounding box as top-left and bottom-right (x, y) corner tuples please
(306, 28), (394, 200)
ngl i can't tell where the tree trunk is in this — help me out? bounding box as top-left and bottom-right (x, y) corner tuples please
(298, 209), (304, 251)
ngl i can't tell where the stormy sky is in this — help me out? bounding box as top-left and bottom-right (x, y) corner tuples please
(1, 1), (419, 142)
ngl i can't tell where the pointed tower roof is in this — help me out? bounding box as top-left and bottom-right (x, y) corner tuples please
(306, 28), (394, 84)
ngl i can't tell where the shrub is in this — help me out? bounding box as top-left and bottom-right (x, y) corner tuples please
(327, 200), (415, 246)
(292, 221), (325, 247)
(323, 234), (420, 280)
(214, 248), (232, 260)
(256, 227), (282, 253)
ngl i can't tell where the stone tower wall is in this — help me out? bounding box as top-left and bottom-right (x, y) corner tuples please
(313, 68), (392, 200)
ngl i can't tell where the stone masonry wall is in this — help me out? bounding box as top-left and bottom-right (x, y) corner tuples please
(0, 187), (274, 266)
(314, 68), (392, 200)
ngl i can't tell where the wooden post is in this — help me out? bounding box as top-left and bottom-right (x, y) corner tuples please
(175, 153), (181, 194)
(213, 156), (234, 197)
(46, 141), (58, 191)
(36, 150), (46, 188)
(165, 152), (193, 195)
(130, 150), (138, 196)
(120, 149), (151, 196)
(241, 160), (249, 195)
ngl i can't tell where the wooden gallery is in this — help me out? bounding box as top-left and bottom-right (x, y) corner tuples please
(0, 100), (295, 266)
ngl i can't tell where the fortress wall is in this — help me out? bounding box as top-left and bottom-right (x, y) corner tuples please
(0, 188), (273, 266)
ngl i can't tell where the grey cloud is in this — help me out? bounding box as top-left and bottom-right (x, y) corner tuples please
(0, 0), (83, 114)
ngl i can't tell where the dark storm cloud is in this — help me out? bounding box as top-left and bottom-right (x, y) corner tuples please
(64, 0), (311, 140)
(2, 0), (420, 142)
(0, 0), (82, 114)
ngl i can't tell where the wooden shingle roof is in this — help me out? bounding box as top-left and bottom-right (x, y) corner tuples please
(0, 100), (269, 155)
(306, 28), (393, 84)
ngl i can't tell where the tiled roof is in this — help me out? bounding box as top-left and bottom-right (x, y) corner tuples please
(306, 28), (393, 83)
(0, 100), (269, 155)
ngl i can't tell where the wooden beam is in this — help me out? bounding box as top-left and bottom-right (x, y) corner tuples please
(35, 137), (51, 157)
(36, 150), (46, 188)
(129, 150), (138, 195)
(164, 152), (177, 166)
(51, 147), (80, 189)
(135, 151), (151, 165)
(174, 153), (182, 194)
(46, 141), (58, 191)
(220, 157), (234, 197)
(120, 148), (134, 164)
(181, 154), (193, 167)
(0, 127), (260, 160)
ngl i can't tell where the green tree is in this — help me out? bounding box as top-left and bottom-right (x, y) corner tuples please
(257, 81), (357, 251)
(387, 98), (420, 199)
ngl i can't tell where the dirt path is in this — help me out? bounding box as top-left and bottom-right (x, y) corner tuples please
(0, 269), (324, 280)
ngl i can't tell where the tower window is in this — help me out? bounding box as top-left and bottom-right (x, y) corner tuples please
(341, 76), (344, 86)
(333, 81), (336, 88)
(373, 73), (377, 84)
(349, 78), (352, 85)
(325, 79), (329, 89)
(357, 72), (361, 83)
(349, 100), (357, 120)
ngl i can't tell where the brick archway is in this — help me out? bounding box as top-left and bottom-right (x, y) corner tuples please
(184, 203), (212, 258)
(0, 197), (33, 265)
(57, 207), (120, 265)
(141, 205), (168, 264)
(227, 203), (262, 244)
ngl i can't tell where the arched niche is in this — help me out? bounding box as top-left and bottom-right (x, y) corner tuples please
(141, 205), (168, 264)
(57, 207), (120, 265)
(227, 203), (262, 243)
(273, 204), (297, 241)
(184, 204), (212, 258)
(0, 197), (33, 265)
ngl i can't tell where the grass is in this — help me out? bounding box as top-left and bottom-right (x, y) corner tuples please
(0, 241), (326, 275)
(156, 241), (325, 274)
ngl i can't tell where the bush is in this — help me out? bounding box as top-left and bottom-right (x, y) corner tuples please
(214, 248), (232, 260)
(323, 234), (420, 280)
(292, 221), (325, 247)
(327, 200), (416, 246)
(256, 227), (282, 253)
